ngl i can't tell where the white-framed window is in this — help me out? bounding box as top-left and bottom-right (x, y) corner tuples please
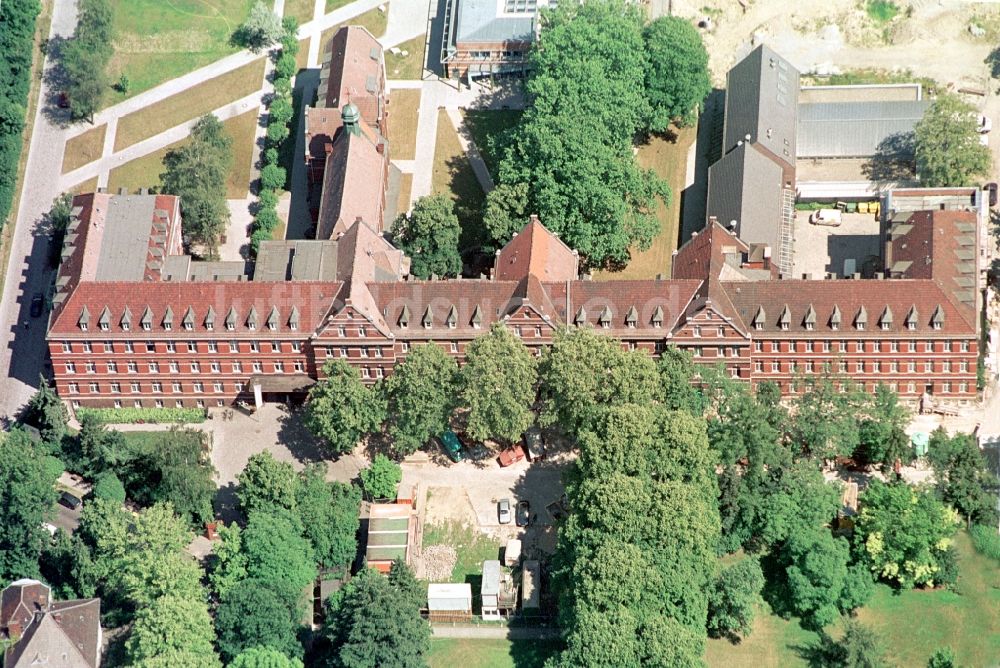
(961, 341), (970, 352)
(124, 341), (134, 352)
(165, 322), (172, 332)
(184, 321), (193, 332)
(755, 361), (763, 372)
(152, 382), (162, 393)
(873, 341), (880, 352)
(66, 362), (76, 374)
(176, 399), (184, 407)
(693, 325), (701, 337)
(450, 342), (458, 353)
(166, 342), (175, 353)
(248, 320), (256, 331)
(142, 322), (150, 332)
(806, 361), (814, 373)
(249, 341), (259, 353)
(111, 383), (120, 393)
(253, 361), (262, 372)
(943, 382), (951, 393)
(924, 362), (933, 373)
(960, 361), (969, 373)
(211, 362), (220, 373)
(68, 383), (79, 394)
(771, 361), (780, 372)
(943, 341), (951, 352)
(274, 362), (284, 373)
(127, 362), (137, 373)
(873, 361), (880, 373)
(376, 368), (384, 378)
(855, 341), (863, 352)
(169, 361), (179, 373)
(172, 383), (182, 393)
(82, 342), (92, 353)
(61, 342), (71, 353)
(908, 361), (916, 372)
(291, 341), (301, 352)
(233, 362), (242, 373)
(770, 342), (778, 352)
(401, 342), (410, 352)
(339, 347), (347, 358)
(359, 327), (367, 337)
(191, 362), (200, 373)
(113, 400), (122, 409)
(294, 361), (303, 372)
(196, 400), (205, 408)
(943, 361), (951, 373)
(235, 382), (244, 392)
(856, 362), (864, 373)
(107, 361), (117, 373)
(227, 321), (235, 331)
(514, 326), (523, 336)
(145, 341), (155, 353)
(229, 341), (239, 352)
(693, 346), (703, 357)
(149, 362), (159, 373)
(216, 399), (224, 407)
(925, 342), (933, 352)
(208, 342), (218, 353)
(959, 382), (968, 393)
(338, 327), (346, 337)
(360, 348), (369, 358)
(213, 382), (223, 393)
(891, 362), (898, 373)
(85, 362), (95, 374)
(193, 383), (203, 393)
(130, 382), (140, 392)
(754, 341), (763, 352)
(155, 399), (165, 408)
(933, 321), (942, 331)
(271, 342), (280, 352)
(188, 341), (197, 352)
(362, 367), (370, 378)
(890, 341), (898, 352)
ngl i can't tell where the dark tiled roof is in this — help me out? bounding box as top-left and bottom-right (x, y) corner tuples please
(49, 282), (340, 336)
(720, 279), (976, 336)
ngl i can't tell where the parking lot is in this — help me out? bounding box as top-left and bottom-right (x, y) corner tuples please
(791, 210), (882, 279)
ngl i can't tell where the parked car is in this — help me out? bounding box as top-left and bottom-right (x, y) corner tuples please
(59, 491), (82, 511)
(498, 498), (512, 524)
(516, 500), (531, 527)
(438, 430), (463, 462)
(809, 208), (842, 226)
(523, 427), (545, 461)
(29, 294), (44, 318)
(497, 444), (526, 467)
(985, 182), (998, 208)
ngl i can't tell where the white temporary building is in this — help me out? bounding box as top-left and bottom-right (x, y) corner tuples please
(427, 583), (472, 614)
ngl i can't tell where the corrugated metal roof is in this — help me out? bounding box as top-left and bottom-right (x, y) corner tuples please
(797, 100), (930, 158)
(455, 0), (536, 45)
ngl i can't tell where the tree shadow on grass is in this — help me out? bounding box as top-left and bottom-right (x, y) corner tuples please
(275, 408), (329, 465)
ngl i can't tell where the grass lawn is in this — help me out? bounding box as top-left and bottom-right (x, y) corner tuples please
(387, 89), (420, 160)
(62, 124), (107, 174)
(68, 177), (100, 195)
(706, 531), (1000, 667)
(593, 126), (695, 281)
(432, 110), (486, 252)
(386, 34), (427, 79)
(121, 429), (204, 451)
(106, 0), (259, 105)
(427, 639), (562, 668)
(396, 172), (413, 216)
(284, 0), (318, 24)
(319, 5), (388, 53)
(461, 109), (521, 177)
(113, 57), (265, 152)
(327, 0), (353, 12)
(423, 522), (502, 585)
(108, 110), (258, 198)
(295, 36), (311, 71)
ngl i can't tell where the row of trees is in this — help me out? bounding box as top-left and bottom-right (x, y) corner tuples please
(0, 0), (41, 231)
(61, 0), (114, 121)
(485, 2), (711, 265)
(250, 14), (299, 254)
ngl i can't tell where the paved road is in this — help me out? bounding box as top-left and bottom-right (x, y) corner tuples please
(0, 0), (79, 422)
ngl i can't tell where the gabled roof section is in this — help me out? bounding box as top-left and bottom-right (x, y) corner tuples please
(162, 305), (174, 327)
(267, 305), (280, 330)
(672, 219), (751, 281)
(316, 121), (387, 239)
(318, 26), (385, 126)
(139, 305), (153, 328)
(495, 216), (579, 283)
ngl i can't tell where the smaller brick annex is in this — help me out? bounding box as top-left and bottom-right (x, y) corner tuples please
(47, 192), (979, 411)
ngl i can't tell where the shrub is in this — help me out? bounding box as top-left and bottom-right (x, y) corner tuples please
(258, 188), (278, 210)
(260, 164), (286, 190)
(254, 207), (280, 232)
(94, 472), (126, 503)
(970, 524), (1000, 561)
(266, 122), (289, 145)
(269, 96), (293, 125)
(273, 76), (291, 97)
(274, 53), (297, 79)
(42, 455), (65, 481)
(250, 227), (272, 253)
(263, 147), (279, 167)
(75, 406), (207, 425)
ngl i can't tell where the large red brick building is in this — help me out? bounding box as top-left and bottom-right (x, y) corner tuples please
(46, 195), (980, 411)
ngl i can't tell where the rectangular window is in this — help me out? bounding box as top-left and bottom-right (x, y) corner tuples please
(104, 341), (113, 352)
(107, 361), (117, 373)
(213, 383), (223, 393)
(962, 341), (970, 352)
(230, 341), (239, 353)
(325, 347), (333, 357)
(943, 382), (951, 393)
(839, 361), (847, 373)
(187, 341), (197, 353)
(146, 341), (155, 353)
(924, 362), (933, 373)
(294, 361), (303, 372)
(172, 383), (182, 393)
(156, 399), (165, 408)
(401, 342), (410, 352)
(208, 342), (218, 353)
(85, 362), (95, 374)
(375, 347), (383, 358)
(755, 361), (763, 372)
(693, 325), (701, 337)
(149, 362), (159, 373)
(274, 362), (283, 373)
(450, 342), (458, 353)
(88, 382), (98, 393)
(233, 362), (242, 373)
(152, 382), (162, 393)
(131, 382), (140, 393)
(960, 361), (969, 373)
(68, 383), (79, 394)
(959, 382), (968, 393)
(82, 342), (92, 353)
(111, 383), (120, 393)
(925, 342), (933, 352)
(253, 361), (262, 373)
(754, 341), (763, 352)
(211, 362), (220, 373)
(235, 382), (244, 392)
(908, 361), (916, 372)
(271, 342), (280, 353)
(338, 327), (346, 337)
(873, 361), (880, 373)
(291, 342), (301, 352)
(856, 362), (864, 373)
(855, 342), (863, 352)
(360, 348), (369, 358)
(176, 400), (184, 407)
(193, 383), (203, 393)
(169, 361), (179, 373)
(339, 348), (347, 358)
(127, 362), (137, 373)
(359, 327), (367, 337)
(693, 347), (703, 358)
(191, 362), (200, 373)
(166, 342), (175, 353)
(362, 367), (370, 378)
(943, 361), (951, 373)
(250, 342), (259, 353)
(770, 342), (778, 352)
(771, 361), (780, 372)
(890, 341), (898, 352)
(124, 342), (134, 353)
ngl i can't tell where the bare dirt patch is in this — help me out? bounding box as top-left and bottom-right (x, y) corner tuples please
(424, 485), (476, 526)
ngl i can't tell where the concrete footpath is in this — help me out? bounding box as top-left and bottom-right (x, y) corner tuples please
(431, 624), (560, 640)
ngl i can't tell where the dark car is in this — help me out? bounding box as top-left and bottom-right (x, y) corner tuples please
(59, 491), (82, 511)
(438, 430), (464, 462)
(516, 500), (531, 527)
(523, 427), (545, 461)
(57, 92), (70, 109)
(985, 182), (998, 208)
(30, 293), (44, 318)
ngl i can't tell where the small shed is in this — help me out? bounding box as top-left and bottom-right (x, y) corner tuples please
(427, 583), (472, 621)
(521, 560), (540, 613)
(504, 539), (522, 567)
(481, 560), (502, 619)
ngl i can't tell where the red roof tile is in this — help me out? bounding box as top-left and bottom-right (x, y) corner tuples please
(495, 216), (579, 282)
(316, 126), (388, 238)
(320, 26), (385, 126)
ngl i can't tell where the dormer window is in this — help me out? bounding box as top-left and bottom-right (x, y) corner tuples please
(780, 322), (789, 331)
(248, 321), (256, 331)
(805, 322), (813, 331)
(227, 322), (234, 331)
(693, 325), (702, 337)
(122, 322), (130, 331)
(933, 322), (942, 331)
(268, 322), (276, 331)
(81, 323), (88, 331)
(183, 321), (191, 331)
(907, 322), (915, 331)
(165, 322), (172, 331)
(880, 322), (889, 331)
(142, 322), (150, 331)
(754, 322), (762, 331)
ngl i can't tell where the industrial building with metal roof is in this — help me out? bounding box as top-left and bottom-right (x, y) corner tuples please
(797, 100), (931, 159)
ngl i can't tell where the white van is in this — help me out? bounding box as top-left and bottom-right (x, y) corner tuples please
(809, 208), (842, 226)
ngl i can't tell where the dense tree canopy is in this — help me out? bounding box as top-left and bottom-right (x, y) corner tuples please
(216, 577), (304, 663)
(304, 360), (386, 455)
(854, 480), (958, 588)
(459, 323), (537, 442)
(242, 510), (317, 592)
(643, 16), (712, 129)
(126, 594), (221, 668)
(359, 454), (402, 500)
(791, 377), (867, 460)
(0, 428), (59, 582)
(25, 376), (68, 449)
(324, 565), (430, 668)
(393, 194), (462, 278)
(490, 0), (668, 265)
(231, 647), (305, 668)
(927, 428), (997, 527)
(234, 0), (283, 52)
(296, 464), (361, 571)
(914, 94), (992, 187)
(383, 342), (459, 455)
(237, 451), (299, 517)
(161, 114), (233, 256)
(61, 0), (114, 121)
(707, 556), (764, 640)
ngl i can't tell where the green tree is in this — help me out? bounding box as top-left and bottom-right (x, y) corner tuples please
(927, 429), (997, 527)
(834, 620), (890, 668)
(854, 480), (959, 588)
(460, 323), (537, 442)
(269, 95), (293, 125)
(393, 194), (462, 278)
(539, 328), (662, 437)
(0, 429), (59, 582)
(216, 577), (304, 662)
(791, 377), (866, 460)
(242, 510), (317, 592)
(61, 0), (114, 121)
(93, 471), (126, 502)
(482, 182), (529, 248)
(326, 566), (430, 668)
(40, 530), (99, 600)
(126, 594), (221, 668)
(296, 465), (360, 570)
(161, 114), (233, 256)
(658, 346), (703, 414)
(304, 359), (386, 455)
(25, 375), (68, 449)
(707, 556), (764, 640)
(237, 451), (298, 517)
(384, 342), (459, 455)
(207, 523), (248, 600)
(76, 413), (128, 476)
(359, 454), (402, 500)
(491, 0), (668, 265)
(261, 163), (286, 190)
(234, 0), (283, 52)
(231, 647), (305, 668)
(643, 16), (711, 130)
(857, 384), (911, 469)
(779, 529), (871, 629)
(927, 647), (956, 668)
(914, 94), (992, 187)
